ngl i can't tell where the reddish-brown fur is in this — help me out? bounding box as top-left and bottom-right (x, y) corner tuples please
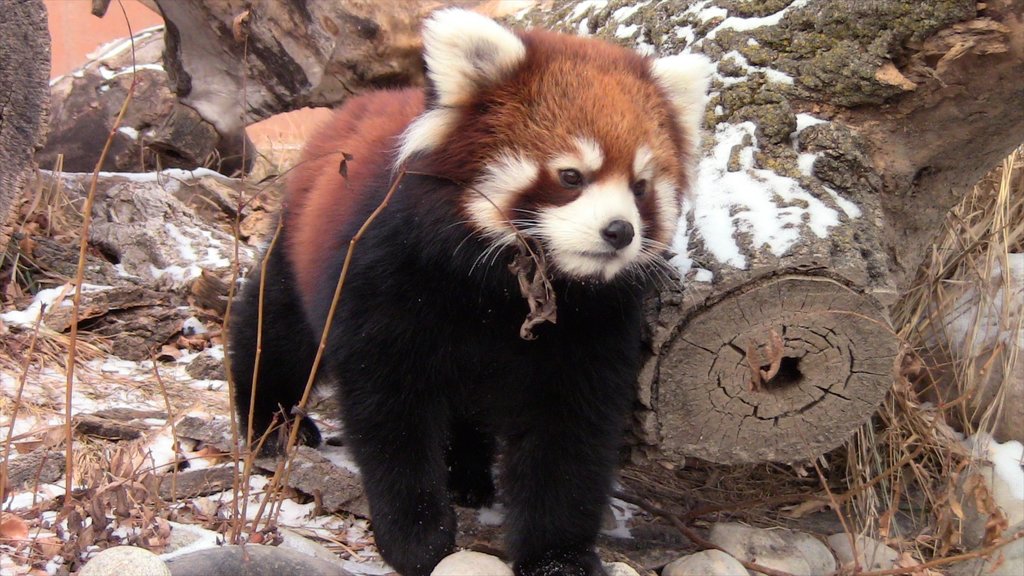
(284, 89), (425, 306)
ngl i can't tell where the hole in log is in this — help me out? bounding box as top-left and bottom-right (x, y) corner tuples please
(759, 356), (803, 391)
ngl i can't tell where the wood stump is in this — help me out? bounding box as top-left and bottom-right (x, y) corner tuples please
(658, 276), (896, 463)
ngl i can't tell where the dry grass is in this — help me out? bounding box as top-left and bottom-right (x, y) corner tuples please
(841, 145), (1023, 557)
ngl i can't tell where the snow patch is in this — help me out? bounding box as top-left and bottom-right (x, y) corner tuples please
(795, 113), (827, 134)
(706, 0), (810, 39)
(571, 0), (608, 20)
(117, 126), (139, 140)
(0, 283), (110, 327)
(797, 152), (817, 177)
(684, 121), (853, 269)
(719, 49), (793, 86)
(612, 1), (648, 22)
(616, 23), (640, 38)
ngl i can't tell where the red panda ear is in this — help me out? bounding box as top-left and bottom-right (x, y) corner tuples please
(422, 9), (526, 107)
(650, 54), (714, 151)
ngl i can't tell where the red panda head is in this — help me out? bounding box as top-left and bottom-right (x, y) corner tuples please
(398, 9), (712, 282)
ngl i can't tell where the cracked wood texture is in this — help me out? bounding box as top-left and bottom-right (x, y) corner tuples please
(0, 0), (50, 250)
(658, 276), (896, 464)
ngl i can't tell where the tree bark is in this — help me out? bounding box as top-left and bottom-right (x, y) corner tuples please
(0, 0), (50, 251)
(148, 0), (1024, 464)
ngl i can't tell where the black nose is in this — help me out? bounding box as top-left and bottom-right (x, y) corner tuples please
(601, 220), (634, 250)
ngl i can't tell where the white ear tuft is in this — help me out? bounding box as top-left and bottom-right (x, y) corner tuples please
(422, 9), (526, 107)
(650, 53), (714, 146)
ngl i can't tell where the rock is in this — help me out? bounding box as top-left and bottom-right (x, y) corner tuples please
(662, 549), (748, 576)
(165, 545), (354, 576)
(603, 561), (641, 576)
(79, 546), (170, 576)
(33, 170), (253, 291)
(75, 414), (147, 440)
(708, 522), (836, 576)
(278, 529), (345, 567)
(186, 353), (226, 381)
(158, 465), (236, 500)
(5, 448), (64, 488)
(161, 522), (221, 561)
(826, 534), (901, 571)
(431, 551), (512, 576)
(40, 27), (251, 175)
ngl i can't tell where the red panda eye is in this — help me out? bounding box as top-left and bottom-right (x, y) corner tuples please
(558, 169), (584, 188)
(632, 179), (648, 198)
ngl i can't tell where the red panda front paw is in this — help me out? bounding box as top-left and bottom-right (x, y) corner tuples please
(515, 549), (607, 576)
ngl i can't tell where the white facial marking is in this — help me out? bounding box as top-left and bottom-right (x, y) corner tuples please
(422, 9), (526, 107)
(650, 53), (713, 155)
(550, 137), (605, 175)
(652, 176), (682, 245)
(538, 175), (643, 281)
(633, 146), (655, 181)
(467, 152), (540, 238)
(396, 108), (459, 166)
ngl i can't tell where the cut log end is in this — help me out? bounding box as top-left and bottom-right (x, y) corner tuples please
(657, 276), (898, 464)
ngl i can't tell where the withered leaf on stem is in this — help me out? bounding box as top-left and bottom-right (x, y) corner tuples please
(509, 242), (557, 341)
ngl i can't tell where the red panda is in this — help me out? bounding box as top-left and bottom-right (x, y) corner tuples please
(229, 9), (710, 576)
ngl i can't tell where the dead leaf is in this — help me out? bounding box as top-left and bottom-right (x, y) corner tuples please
(780, 497), (828, 519)
(156, 344), (182, 361)
(875, 62), (917, 90)
(232, 10), (251, 43)
(509, 244), (557, 340)
(0, 515), (29, 540)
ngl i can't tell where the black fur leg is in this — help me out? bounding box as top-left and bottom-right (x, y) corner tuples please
(341, 392), (456, 576)
(447, 418), (496, 509)
(228, 241), (321, 455)
(501, 398), (624, 576)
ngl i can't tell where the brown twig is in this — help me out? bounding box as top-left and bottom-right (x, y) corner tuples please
(63, 3), (139, 508)
(847, 530), (1024, 576)
(149, 356), (179, 505)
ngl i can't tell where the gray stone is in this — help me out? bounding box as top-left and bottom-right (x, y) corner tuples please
(279, 528), (345, 567)
(430, 550), (512, 576)
(603, 562), (641, 576)
(826, 533), (901, 571)
(708, 522), (836, 576)
(79, 546), (170, 576)
(165, 545), (354, 576)
(663, 549), (748, 576)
